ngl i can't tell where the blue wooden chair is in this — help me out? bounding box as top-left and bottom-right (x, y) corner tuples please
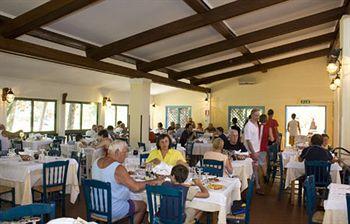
(12, 140), (23, 154)
(185, 141), (195, 166)
(346, 193), (350, 224)
(202, 159), (224, 177)
(140, 153), (149, 167)
(266, 144), (278, 184)
(138, 142), (147, 151)
(50, 139), (62, 151)
(0, 185), (15, 208)
(82, 179), (133, 224)
(0, 203), (55, 224)
(48, 149), (61, 157)
(32, 160), (69, 216)
(146, 184), (185, 224)
(304, 175), (324, 224)
(277, 153), (285, 200)
(227, 175), (255, 224)
(305, 161), (331, 188)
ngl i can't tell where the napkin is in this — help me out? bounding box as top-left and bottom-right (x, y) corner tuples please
(152, 162), (173, 175)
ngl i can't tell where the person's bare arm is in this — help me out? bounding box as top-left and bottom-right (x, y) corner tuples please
(225, 157), (233, 174)
(297, 121), (301, 134)
(287, 122), (290, 133)
(298, 156), (304, 162)
(192, 179), (209, 198)
(115, 165), (163, 192)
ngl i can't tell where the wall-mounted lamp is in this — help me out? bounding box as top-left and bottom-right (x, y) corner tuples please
(204, 92), (209, 102)
(152, 103), (156, 108)
(329, 79), (338, 91)
(103, 97), (112, 107)
(2, 88), (15, 103)
(327, 48), (342, 90)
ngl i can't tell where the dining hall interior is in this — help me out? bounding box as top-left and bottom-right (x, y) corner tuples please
(0, 0), (350, 224)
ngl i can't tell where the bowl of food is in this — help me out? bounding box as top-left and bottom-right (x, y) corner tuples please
(208, 183), (224, 190)
(19, 154), (32, 161)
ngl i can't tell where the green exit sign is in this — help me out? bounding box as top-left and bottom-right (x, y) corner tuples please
(301, 100), (311, 104)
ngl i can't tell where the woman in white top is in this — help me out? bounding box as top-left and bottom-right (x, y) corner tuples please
(287, 113), (301, 146)
(203, 138), (233, 175)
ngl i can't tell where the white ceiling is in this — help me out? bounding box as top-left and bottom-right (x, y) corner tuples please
(0, 0), (344, 86)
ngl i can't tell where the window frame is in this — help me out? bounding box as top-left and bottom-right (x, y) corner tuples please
(104, 104), (129, 128)
(7, 97), (57, 134)
(227, 106), (265, 129)
(65, 101), (99, 131)
(165, 105), (192, 128)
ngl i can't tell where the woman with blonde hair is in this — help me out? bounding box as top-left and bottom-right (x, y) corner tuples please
(203, 138), (233, 175)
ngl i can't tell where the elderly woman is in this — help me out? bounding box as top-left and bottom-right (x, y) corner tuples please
(146, 134), (186, 166)
(92, 141), (163, 223)
(203, 138), (233, 175)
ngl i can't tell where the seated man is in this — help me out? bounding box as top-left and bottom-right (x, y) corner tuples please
(225, 129), (247, 152)
(298, 134), (336, 163)
(164, 164), (209, 223)
(179, 123), (195, 147)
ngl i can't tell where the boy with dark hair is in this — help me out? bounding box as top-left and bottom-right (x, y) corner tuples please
(298, 134), (335, 162)
(164, 164), (209, 223)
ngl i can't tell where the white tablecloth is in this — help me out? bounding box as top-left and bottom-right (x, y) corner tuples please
(130, 177), (241, 224)
(0, 156), (79, 205)
(231, 158), (253, 191)
(23, 139), (53, 151)
(323, 183), (350, 224)
(281, 149), (298, 165)
(285, 160), (342, 188)
(193, 143), (212, 155)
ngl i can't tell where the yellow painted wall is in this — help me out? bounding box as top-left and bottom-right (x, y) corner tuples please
(152, 57), (334, 145)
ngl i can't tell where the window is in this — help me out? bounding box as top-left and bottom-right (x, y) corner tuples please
(65, 102), (98, 130)
(285, 106), (326, 146)
(104, 104), (129, 127)
(7, 99), (56, 133)
(228, 106), (265, 129)
(165, 106), (191, 128)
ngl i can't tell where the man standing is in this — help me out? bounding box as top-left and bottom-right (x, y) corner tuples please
(244, 109), (264, 195)
(287, 113), (301, 146)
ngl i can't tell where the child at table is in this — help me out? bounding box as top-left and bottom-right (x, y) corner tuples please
(164, 164), (209, 224)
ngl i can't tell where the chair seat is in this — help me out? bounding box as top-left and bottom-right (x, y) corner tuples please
(33, 185), (63, 193)
(227, 213), (245, 220)
(312, 211), (324, 223)
(91, 213), (129, 223)
(0, 185), (13, 194)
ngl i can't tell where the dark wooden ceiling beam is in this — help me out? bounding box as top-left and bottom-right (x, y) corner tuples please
(0, 0), (100, 39)
(193, 49), (329, 85)
(182, 0), (262, 73)
(86, 0), (286, 60)
(0, 14), (184, 81)
(137, 6), (346, 72)
(0, 37), (209, 93)
(173, 32), (336, 80)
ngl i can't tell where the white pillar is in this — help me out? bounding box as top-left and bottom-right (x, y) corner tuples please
(57, 99), (65, 136)
(340, 15), (350, 148)
(129, 78), (151, 147)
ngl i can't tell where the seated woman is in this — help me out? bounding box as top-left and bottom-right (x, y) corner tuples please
(92, 141), (163, 223)
(92, 129), (112, 160)
(146, 134), (186, 166)
(203, 138), (233, 175)
(75, 133), (87, 149)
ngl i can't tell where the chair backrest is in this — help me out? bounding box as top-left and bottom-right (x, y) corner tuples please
(305, 160), (331, 187)
(304, 175), (316, 224)
(268, 144), (278, 162)
(140, 153), (149, 166)
(43, 160), (69, 192)
(170, 142), (177, 149)
(0, 203), (55, 224)
(55, 136), (66, 144)
(146, 185), (185, 224)
(195, 131), (204, 139)
(185, 141), (194, 156)
(138, 142), (147, 151)
(202, 159), (224, 177)
(71, 151), (82, 179)
(346, 193), (350, 224)
(82, 179), (112, 223)
(278, 153), (284, 179)
(48, 149), (61, 157)
(12, 140), (23, 154)
(245, 175), (255, 224)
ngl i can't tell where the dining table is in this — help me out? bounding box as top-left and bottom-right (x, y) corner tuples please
(0, 155), (79, 205)
(23, 138), (53, 151)
(231, 158), (253, 191)
(323, 183), (350, 224)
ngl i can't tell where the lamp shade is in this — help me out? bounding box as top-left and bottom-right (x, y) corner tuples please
(327, 62), (338, 74)
(329, 80), (337, 91)
(6, 88), (15, 103)
(334, 75), (341, 86)
(106, 98), (112, 107)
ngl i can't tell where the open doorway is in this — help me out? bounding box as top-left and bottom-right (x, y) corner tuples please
(285, 105), (326, 146)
